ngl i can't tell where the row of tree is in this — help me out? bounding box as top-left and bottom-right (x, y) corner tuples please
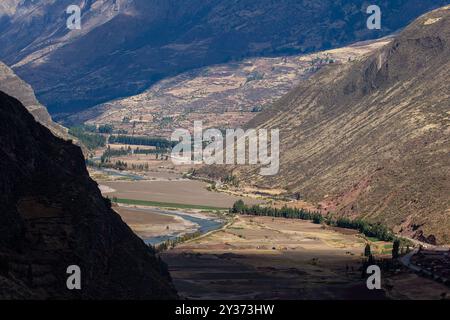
(99, 146), (169, 166)
(135, 147), (170, 155)
(88, 157), (151, 172)
(109, 135), (175, 148)
(69, 127), (106, 150)
(231, 200), (395, 242)
(332, 217), (394, 242)
(98, 124), (114, 134)
(102, 146), (131, 159)
(151, 231), (202, 253)
(103, 146), (170, 157)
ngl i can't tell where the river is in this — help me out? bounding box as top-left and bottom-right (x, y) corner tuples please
(121, 207), (225, 246)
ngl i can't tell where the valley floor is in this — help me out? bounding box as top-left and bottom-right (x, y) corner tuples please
(93, 167), (450, 300)
(163, 216), (450, 300)
(162, 216), (383, 299)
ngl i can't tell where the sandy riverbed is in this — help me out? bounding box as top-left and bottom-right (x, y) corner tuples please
(115, 206), (197, 239)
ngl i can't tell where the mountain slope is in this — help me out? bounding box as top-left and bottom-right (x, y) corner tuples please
(233, 6), (450, 244)
(0, 90), (177, 299)
(67, 38), (390, 136)
(0, 61), (68, 139)
(0, 0), (448, 115)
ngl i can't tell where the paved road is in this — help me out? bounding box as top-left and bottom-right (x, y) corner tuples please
(399, 249), (421, 272)
(399, 247), (449, 283)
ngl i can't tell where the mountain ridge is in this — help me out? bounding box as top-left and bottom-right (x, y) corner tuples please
(1, 0), (448, 115)
(0, 61), (68, 139)
(0, 90), (177, 299)
(210, 6), (450, 244)
(67, 37), (391, 135)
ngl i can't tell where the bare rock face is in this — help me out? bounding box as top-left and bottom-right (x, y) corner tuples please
(0, 61), (68, 139)
(230, 6), (450, 244)
(0, 91), (177, 299)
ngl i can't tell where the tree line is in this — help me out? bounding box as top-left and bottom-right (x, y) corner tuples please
(231, 200), (395, 242)
(150, 231), (202, 253)
(69, 127), (106, 150)
(102, 146), (169, 159)
(98, 146), (169, 168)
(109, 135), (175, 149)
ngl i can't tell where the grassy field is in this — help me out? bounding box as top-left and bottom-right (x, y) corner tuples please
(114, 198), (227, 211)
(366, 236), (381, 242)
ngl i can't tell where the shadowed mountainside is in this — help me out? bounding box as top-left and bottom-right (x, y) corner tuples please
(217, 6), (450, 244)
(67, 38), (390, 135)
(0, 91), (177, 299)
(0, 61), (68, 139)
(0, 0), (448, 115)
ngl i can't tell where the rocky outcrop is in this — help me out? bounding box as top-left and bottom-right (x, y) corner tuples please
(0, 91), (177, 299)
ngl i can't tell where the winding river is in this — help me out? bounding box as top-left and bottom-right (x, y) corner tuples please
(123, 207), (225, 246)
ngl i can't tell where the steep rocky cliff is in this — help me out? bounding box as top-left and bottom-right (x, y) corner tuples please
(0, 91), (177, 299)
(0, 61), (68, 139)
(230, 6), (450, 244)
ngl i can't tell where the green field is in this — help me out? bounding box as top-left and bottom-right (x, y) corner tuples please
(366, 236), (381, 242)
(113, 198), (227, 211)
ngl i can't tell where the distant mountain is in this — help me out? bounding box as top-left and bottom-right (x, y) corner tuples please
(0, 0), (448, 115)
(67, 37), (390, 135)
(217, 6), (450, 244)
(0, 61), (68, 139)
(0, 90), (177, 299)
